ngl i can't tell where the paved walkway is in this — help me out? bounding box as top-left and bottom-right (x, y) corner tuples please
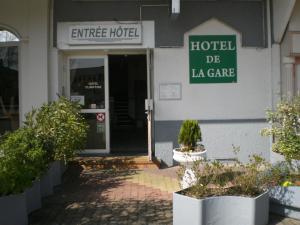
(29, 162), (300, 225)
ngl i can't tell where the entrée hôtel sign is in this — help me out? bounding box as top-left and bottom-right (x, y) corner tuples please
(69, 23), (142, 45)
(189, 35), (237, 83)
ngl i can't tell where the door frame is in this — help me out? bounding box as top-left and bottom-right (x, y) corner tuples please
(108, 51), (153, 159)
(64, 49), (153, 158)
(67, 54), (110, 153)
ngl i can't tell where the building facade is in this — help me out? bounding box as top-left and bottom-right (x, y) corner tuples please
(0, 0), (299, 166)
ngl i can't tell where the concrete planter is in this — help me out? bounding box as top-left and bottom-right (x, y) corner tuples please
(173, 149), (207, 188)
(40, 166), (54, 197)
(25, 179), (41, 214)
(60, 160), (67, 176)
(50, 160), (62, 186)
(0, 192), (28, 225)
(270, 186), (300, 219)
(173, 148), (207, 165)
(173, 189), (269, 225)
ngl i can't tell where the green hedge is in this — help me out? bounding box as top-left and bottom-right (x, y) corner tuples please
(0, 97), (88, 196)
(261, 96), (300, 161)
(0, 127), (47, 195)
(25, 97), (89, 162)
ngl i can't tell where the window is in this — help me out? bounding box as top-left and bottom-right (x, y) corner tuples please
(0, 30), (19, 135)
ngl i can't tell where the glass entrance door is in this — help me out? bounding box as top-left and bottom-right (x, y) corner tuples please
(69, 56), (109, 153)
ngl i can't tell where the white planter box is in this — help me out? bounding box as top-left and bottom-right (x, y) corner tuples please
(60, 160), (67, 176)
(270, 186), (300, 220)
(173, 189), (269, 225)
(25, 179), (41, 214)
(0, 192), (28, 225)
(50, 161), (62, 187)
(40, 166), (54, 197)
(173, 148), (207, 165)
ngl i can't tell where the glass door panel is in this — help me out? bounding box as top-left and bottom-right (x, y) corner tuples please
(69, 57), (109, 151)
(82, 113), (106, 149)
(70, 58), (105, 109)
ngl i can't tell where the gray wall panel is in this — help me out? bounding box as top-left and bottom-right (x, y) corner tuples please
(154, 120), (270, 166)
(54, 0), (267, 47)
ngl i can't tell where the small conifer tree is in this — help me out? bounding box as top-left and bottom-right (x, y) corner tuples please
(178, 120), (201, 151)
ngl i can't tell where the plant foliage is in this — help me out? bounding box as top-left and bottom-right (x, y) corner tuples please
(0, 128), (47, 195)
(24, 96), (89, 162)
(261, 96), (300, 161)
(0, 97), (89, 196)
(178, 155), (282, 198)
(178, 120), (201, 151)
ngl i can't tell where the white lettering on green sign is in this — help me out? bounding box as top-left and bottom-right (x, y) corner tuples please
(189, 35), (237, 83)
(190, 41), (236, 51)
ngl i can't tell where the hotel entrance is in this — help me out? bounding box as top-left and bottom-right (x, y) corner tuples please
(67, 52), (151, 156)
(69, 56), (110, 153)
(109, 54), (148, 154)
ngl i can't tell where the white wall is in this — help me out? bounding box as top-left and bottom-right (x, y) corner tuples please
(154, 19), (271, 121)
(280, 32), (293, 96)
(278, 0), (300, 96)
(272, 0), (296, 43)
(153, 19), (272, 162)
(289, 0), (300, 31)
(0, 0), (49, 120)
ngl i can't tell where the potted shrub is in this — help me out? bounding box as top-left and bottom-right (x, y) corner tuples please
(173, 155), (275, 225)
(25, 97), (88, 189)
(173, 120), (206, 188)
(0, 127), (47, 224)
(268, 163), (300, 220)
(261, 96), (300, 219)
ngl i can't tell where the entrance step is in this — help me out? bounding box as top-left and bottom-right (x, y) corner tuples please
(76, 155), (159, 170)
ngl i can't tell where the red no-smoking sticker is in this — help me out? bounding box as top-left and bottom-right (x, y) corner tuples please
(96, 113), (105, 122)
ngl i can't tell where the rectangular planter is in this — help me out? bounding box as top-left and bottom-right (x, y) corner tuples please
(0, 192), (28, 225)
(60, 160), (67, 176)
(173, 190), (269, 225)
(270, 186), (300, 220)
(40, 166), (54, 197)
(25, 179), (42, 214)
(50, 160), (62, 187)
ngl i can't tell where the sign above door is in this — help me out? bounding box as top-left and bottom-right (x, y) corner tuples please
(69, 22), (142, 45)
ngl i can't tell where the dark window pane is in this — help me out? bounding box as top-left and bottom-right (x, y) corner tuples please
(83, 113), (106, 149)
(0, 46), (19, 135)
(70, 58), (105, 109)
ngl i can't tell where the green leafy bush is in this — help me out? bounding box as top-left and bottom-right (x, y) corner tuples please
(261, 96), (300, 161)
(0, 97), (88, 196)
(24, 97), (89, 162)
(178, 120), (201, 151)
(0, 128), (47, 196)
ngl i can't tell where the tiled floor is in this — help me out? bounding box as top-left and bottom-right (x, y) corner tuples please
(29, 161), (300, 225)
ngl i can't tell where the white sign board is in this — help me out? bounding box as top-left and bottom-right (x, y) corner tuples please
(70, 95), (85, 105)
(172, 0), (180, 15)
(159, 83), (182, 100)
(69, 23), (142, 45)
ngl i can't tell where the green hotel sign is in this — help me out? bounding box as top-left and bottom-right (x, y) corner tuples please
(189, 35), (237, 83)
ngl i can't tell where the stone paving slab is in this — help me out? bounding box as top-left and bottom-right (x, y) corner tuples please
(29, 162), (300, 225)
